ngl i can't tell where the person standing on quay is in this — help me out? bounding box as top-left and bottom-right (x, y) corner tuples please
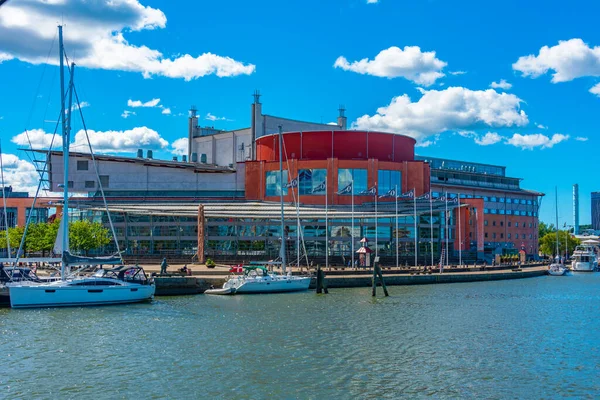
(160, 258), (169, 275)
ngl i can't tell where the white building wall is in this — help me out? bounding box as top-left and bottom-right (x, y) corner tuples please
(50, 154), (244, 195)
(190, 129), (252, 167)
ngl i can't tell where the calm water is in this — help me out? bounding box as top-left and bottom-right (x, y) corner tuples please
(1, 274), (600, 399)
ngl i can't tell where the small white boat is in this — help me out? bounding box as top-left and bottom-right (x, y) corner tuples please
(548, 263), (570, 276)
(571, 244), (598, 272)
(212, 265), (312, 294)
(204, 287), (234, 295)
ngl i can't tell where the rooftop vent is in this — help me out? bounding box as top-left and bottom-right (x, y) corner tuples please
(137, 149), (143, 158)
(147, 150), (153, 159)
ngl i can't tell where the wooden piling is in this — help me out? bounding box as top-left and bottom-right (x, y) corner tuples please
(376, 265), (389, 297)
(316, 266), (328, 294)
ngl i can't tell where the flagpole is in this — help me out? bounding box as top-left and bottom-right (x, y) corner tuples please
(458, 193), (462, 266)
(375, 182), (378, 259)
(395, 185), (398, 268)
(430, 189), (434, 267)
(296, 185), (300, 270)
(351, 178), (354, 269)
(413, 188), (417, 267)
(325, 175), (328, 269)
(445, 191), (449, 267)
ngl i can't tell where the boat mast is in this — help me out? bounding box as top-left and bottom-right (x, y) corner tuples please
(278, 125), (286, 273)
(0, 139), (11, 259)
(555, 186), (559, 262)
(58, 25), (73, 280)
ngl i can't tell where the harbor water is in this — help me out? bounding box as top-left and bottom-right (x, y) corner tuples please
(2, 273), (600, 399)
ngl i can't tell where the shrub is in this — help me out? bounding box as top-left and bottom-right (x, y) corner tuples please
(206, 258), (216, 268)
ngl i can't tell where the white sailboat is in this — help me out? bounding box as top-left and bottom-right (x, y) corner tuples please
(7, 26), (155, 308)
(205, 126), (311, 295)
(548, 187), (570, 276)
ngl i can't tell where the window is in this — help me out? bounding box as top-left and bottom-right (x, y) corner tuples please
(77, 160), (89, 171)
(266, 170), (288, 197)
(508, 222), (512, 227)
(530, 234), (533, 239)
(499, 209), (505, 215)
(299, 169), (327, 195)
(491, 209), (497, 214)
(529, 223), (532, 228)
(508, 233), (511, 239)
(527, 200), (533, 205)
(99, 175), (109, 188)
(500, 233), (504, 239)
(499, 197), (505, 203)
(520, 199), (527, 205)
(500, 221), (504, 227)
(485, 233), (488, 238)
(506, 198), (512, 204)
(515, 222), (519, 227)
(493, 233), (497, 239)
(85, 180), (95, 188)
(492, 221), (496, 226)
(338, 169), (367, 195)
(484, 220), (488, 226)
(515, 233), (519, 239)
(491, 196), (497, 202)
(67, 181), (73, 188)
(484, 208), (490, 214)
(506, 210), (513, 215)
(377, 170), (401, 195)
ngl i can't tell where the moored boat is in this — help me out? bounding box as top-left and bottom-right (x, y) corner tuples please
(571, 244), (598, 272)
(205, 265), (312, 295)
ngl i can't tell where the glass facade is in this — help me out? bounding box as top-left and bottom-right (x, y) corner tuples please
(299, 169), (327, 195)
(266, 170), (288, 197)
(0, 207), (17, 229)
(338, 169), (367, 195)
(378, 170), (401, 195)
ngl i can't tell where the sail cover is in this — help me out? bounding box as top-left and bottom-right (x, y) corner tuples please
(53, 218), (69, 254)
(63, 251), (121, 266)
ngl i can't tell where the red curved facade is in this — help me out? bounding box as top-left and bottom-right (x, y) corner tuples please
(256, 130), (416, 163)
(246, 130), (429, 206)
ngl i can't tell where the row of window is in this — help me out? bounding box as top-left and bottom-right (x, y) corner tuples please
(266, 169), (402, 197)
(483, 220), (535, 228)
(484, 232), (535, 240)
(483, 209), (537, 216)
(453, 193), (537, 205)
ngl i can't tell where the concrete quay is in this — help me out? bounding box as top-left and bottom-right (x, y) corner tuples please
(149, 264), (548, 295)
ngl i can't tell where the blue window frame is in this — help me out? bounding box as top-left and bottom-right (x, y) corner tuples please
(338, 169), (367, 195)
(377, 170), (401, 195)
(299, 169), (327, 195)
(266, 170), (288, 197)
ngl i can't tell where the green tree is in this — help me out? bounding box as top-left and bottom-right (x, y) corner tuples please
(538, 221), (555, 239)
(539, 230), (580, 257)
(25, 223), (48, 253)
(0, 226), (25, 255)
(69, 220), (111, 255)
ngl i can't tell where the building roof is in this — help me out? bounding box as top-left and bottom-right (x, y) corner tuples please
(26, 149), (236, 173)
(75, 199), (466, 219)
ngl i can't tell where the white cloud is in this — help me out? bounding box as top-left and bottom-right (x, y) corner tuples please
(490, 79), (512, 90)
(589, 83), (600, 96)
(0, 0), (255, 80)
(334, 45), (447, 86)
(474, 132), (502, 146)
(0, 153), (42, 195)
(205, 113), (229, 121)
(68, 101), (90, 113)
(352, 86), (528, 142)
(171, 138), (188, 156)
(128, 98), (161, 108)
(12, 128), (62, 149)
(575, 136), (589, 142)
(449, 70), (466, 75)
(161, 107), (171, 115)
(513, 39), (600, 83)
(506, 133), (569, 149)
(536, 123), (548, 129)
(121, 110), (136, 118)
(327, 122), (338, 126)
(12, 126), (168, 154)
(367, 0), (379, 3)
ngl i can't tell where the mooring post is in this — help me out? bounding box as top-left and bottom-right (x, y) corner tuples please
(316, 265), (322, 294)
(376, 264), (389, 297)
(372, 257), (378, 296)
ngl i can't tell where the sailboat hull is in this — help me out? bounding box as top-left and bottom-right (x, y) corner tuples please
(7, 282), (155, 308)
(227, 276), (312, 294)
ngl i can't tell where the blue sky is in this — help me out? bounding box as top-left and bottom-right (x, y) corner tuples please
(0, 0), (598, 226)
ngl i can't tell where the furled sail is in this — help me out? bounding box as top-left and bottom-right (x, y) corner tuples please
(63, 251), (121, 266)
